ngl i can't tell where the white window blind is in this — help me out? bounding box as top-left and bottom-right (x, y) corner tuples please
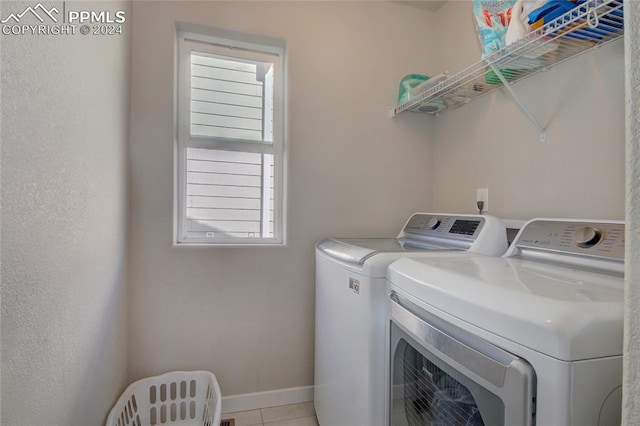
(186, 148), (274, 239)
(176, 30), (285, 245)
(190, 53), (270, 141)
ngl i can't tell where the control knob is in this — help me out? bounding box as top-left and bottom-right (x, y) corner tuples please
(426, 218), (441, 230)
(574, 226), (603, 249)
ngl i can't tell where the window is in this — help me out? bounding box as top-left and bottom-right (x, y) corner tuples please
(175, 27), (286, 245)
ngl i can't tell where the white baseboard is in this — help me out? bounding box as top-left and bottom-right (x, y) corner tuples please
(221, 386), (314, 414)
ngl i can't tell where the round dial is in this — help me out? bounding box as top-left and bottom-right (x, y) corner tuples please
(574, 226), (603, 248)
(426, 218), (441, 230)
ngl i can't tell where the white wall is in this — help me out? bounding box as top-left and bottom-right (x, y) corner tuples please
(431, 1), (625, 220)
(623, 0), (640, 422)
(128, 1), (436, 397)
(0, 1), (131, 424)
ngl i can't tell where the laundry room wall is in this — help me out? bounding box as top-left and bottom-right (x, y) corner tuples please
(623, 1), (640, 422)
(430, 1), (625, 221)
(0, 1), (131, 424)
(127, 1), (436, 399)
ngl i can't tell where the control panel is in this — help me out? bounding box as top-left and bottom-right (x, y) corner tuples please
(515, 220), (625, 260)
(402, 214), (485, 240)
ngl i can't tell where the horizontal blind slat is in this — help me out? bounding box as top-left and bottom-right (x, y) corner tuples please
(187, 159), (261, 175)
(187, 148), (262, 163)
(191, 88), (263, 108)
(187, 208), (261, 221)
(188, 196), (261, 209)
(188, 219), (261, 233)
(191, 125), (262, 141)
(191, 54), (256, 73)
(192, 76), (262, 97)
(191, 63), (261, 85)
(187, 171), (261, 187)
(187, 184), (261, 198)
(191, 112), (262, 131)
(191, 100), (262, 120)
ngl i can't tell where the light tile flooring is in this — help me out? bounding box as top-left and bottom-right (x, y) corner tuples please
(222, 402), (318, 426)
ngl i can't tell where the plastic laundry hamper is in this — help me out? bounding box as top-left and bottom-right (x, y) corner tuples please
(105, 371), (222, 426)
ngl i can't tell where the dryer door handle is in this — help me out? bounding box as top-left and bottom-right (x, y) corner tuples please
(390, 291), (520, 388)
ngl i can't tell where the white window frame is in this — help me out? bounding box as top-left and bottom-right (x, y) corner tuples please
(175, 28), (286, 246)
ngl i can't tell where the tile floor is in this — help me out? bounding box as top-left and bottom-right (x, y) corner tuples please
(221, 402), (318, 426)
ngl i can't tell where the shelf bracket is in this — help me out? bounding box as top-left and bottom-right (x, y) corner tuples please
(488, 64), (547, 142)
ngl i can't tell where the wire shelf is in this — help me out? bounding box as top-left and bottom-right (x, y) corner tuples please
(391, 0), (624, 117)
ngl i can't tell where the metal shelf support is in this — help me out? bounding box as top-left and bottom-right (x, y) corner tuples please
(488, 63), (547, 143)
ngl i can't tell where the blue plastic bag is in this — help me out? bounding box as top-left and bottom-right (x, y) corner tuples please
(527, 0), (623, 41)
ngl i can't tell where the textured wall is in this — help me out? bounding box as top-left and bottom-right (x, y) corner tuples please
(623, 0), (640, 423)
(0, 1), (131, 424)
(128, 1), (435, 397)
(431, 1), (625, 221)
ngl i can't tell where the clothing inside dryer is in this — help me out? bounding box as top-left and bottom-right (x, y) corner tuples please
(399, 342), (483, 426)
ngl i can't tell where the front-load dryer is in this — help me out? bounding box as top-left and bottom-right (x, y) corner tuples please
(387, 218), (624, 426)
(314, 213), (508, 426)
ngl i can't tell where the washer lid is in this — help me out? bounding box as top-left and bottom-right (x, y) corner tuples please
(388, 255), (624, 361)
(317, 238), (452, 265)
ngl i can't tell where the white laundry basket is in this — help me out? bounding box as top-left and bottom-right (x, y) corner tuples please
(105, 371), (222, 426)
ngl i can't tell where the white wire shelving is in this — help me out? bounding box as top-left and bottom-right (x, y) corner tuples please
(390, 0), (624, 142)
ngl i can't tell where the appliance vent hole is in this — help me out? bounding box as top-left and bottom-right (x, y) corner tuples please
(220, 420), (235, 426)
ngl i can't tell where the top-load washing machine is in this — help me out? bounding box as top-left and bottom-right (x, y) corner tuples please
(314, 213), (508, 426)
(387, 218), (624, 426)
